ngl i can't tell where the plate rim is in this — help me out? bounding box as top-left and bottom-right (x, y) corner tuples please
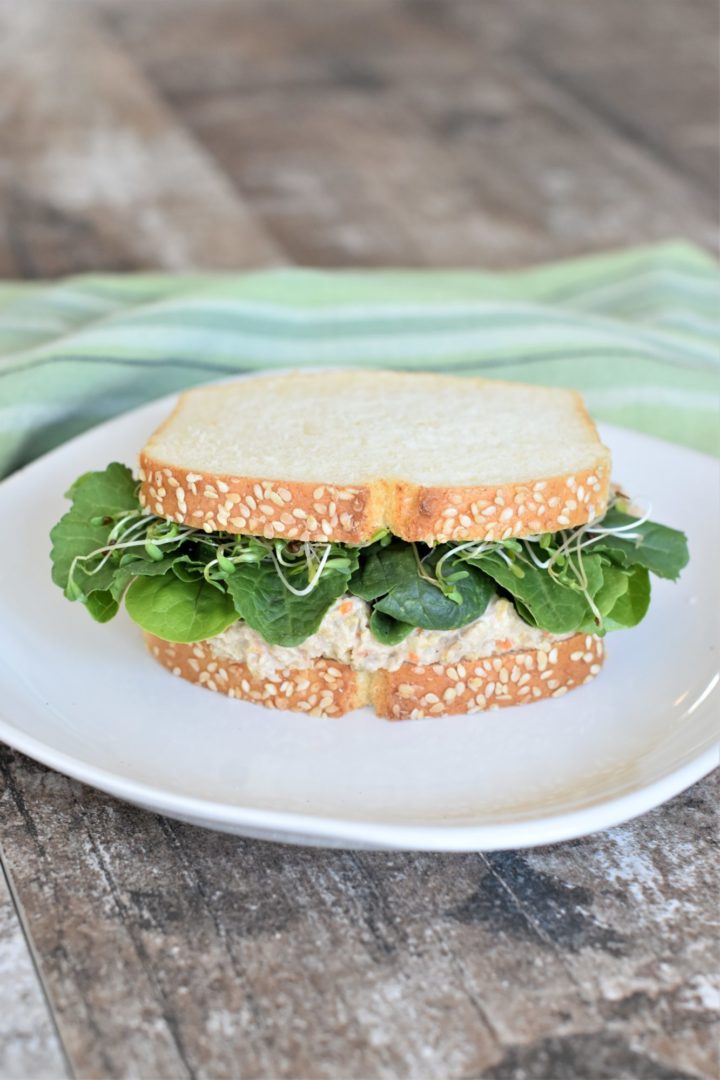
(0, 711), (716, 850)
(1, 379), (718, 850)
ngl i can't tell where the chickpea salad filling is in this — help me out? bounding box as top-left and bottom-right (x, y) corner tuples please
(209, 594), (567, 678)
(50, 463), (689, 653)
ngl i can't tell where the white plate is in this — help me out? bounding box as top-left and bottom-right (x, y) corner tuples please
(0, 383), (717, 850)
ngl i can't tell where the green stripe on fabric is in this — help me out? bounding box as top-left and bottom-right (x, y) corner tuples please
(0, 243), (717, 476)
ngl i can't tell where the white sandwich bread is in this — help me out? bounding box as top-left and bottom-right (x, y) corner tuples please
(50, 370), (688, 720)
(138, 371), (611, 544)
(140, 370), (607, 718)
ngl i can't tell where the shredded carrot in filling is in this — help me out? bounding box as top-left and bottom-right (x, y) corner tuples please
(408, 652), (420, 664)
(339, 600), (354, 615)
(495, 638), (512, 650)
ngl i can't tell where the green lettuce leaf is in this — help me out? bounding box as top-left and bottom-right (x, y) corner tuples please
(374, 563), (493, 630)
(368, 609), (415, 645)
(50, 463), (140, 598)
(110, 554), (178, 600)
(225, 560), (352, 646)
(593, 563), (630, 618)
(467, 551), (592, 634)
(49, 461), (688, 647)
(85, 591), (120, 623)
(65, 462), (139, 518)
(351, 541), (494, 631)
(592, 509), (689, 580)
(125, 576), (238, 643)
(602, 566), (651, 630)
(349, 541), (416, 601)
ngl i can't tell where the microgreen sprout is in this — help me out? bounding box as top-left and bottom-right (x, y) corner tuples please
(63, 484), (655, 626)
(271, 543), (332, 596)
(441, 493), (653, 627)
(52, 462), (688, 649)
(66, 510), (202, 598)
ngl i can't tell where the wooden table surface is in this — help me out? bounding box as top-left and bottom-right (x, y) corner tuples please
(1, 2), (718, 1078)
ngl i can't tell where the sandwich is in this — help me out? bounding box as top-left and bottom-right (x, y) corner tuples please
(50, 370), (688, 719)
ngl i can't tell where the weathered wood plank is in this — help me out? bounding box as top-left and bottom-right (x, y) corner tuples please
(0, 755), (195, 1079)
(500, 0), (718, 196)
(0, 856), (69, 1079)
(0, 0), (281, 277)
(1, 746), (717, 1079)
(89, 0), (717, 266)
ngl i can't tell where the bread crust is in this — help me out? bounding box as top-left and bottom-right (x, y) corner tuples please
(138, 458), (384, 544)
(144, 632), (604, 719)
(138, 460), (610, 545)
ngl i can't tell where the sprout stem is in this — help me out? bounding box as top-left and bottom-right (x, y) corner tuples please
(271, 544), (331, 596)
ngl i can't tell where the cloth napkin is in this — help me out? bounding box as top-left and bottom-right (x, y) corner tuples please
(0, 241), (717, 478)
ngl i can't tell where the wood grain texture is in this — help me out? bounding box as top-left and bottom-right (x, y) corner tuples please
(0, 0), (715, 273)
(0, 0), (718, 1076)
(505, 0), (719, 196)
(86, 0), (717, 267)
(0, 0), (280, 276)
(0, 861), (69, 1079)
(1, 747), (718, 1079)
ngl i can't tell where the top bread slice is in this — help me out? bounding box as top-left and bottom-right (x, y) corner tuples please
(138, 370), (611, 544)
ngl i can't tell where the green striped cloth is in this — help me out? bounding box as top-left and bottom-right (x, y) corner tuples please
(1, 242), (717, 477)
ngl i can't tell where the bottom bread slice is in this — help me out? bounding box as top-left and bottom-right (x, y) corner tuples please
(145, 632), (604, 719)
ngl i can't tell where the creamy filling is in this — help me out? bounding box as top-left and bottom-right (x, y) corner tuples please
(208, 595), (569, 679)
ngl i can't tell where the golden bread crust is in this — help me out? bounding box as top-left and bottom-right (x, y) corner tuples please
(144, 632), (604, 719)
(138, 460), (610, 543)
(138, 458), (382, 544)
(390, 465), (610, 542)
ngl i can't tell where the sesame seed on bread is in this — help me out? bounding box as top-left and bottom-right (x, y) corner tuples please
(145, 632), (605, 720)
(138, 370), (611, 543)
